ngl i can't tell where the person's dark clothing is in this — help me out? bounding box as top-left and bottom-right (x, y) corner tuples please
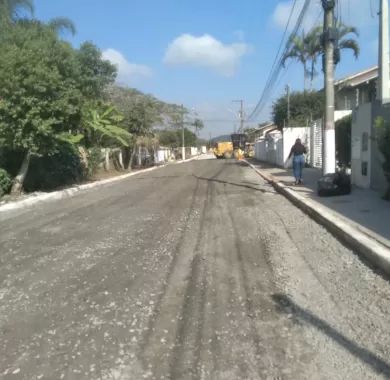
(289, 142), (307, 183)
(289, 143), (307, 157)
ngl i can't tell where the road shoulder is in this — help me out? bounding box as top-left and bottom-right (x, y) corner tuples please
(0, 156), (201, 213)
(244, 159), (390, 277)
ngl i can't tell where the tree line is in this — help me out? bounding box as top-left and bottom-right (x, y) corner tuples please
(0, 0), (203, 197)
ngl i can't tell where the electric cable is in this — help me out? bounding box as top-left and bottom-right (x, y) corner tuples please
(248, 0), (313, 121)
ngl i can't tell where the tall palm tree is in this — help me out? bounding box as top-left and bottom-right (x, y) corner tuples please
(48, 17), (76, 36)
(0, 0), (75, 36)
(0, 0), (33, 27)
(0, 0), (34, 21)
(304, 26), (322, 88)
(336, 24), (360, 58)
(282, 23), (360, 90)
(282, 31), (310, 90)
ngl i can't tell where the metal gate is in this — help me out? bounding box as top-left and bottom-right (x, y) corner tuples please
(310, 119), (323, 168)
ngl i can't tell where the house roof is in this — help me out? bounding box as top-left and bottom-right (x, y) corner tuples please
(254, 122), (276, 133)
(335, 66), (378, 88)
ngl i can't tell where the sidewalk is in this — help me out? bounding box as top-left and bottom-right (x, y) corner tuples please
(249, 161), (390, 243)
(246, 159), (390, 275)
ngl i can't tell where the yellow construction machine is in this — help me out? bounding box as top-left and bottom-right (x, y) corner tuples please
(213, 141), (233, 159)
(231, 133), (247, 160)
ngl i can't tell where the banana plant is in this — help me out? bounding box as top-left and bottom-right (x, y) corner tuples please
(83, 103), (132, 147)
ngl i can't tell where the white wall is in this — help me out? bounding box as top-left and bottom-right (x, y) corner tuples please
(255, 127), (311, 168)
(156, 148), (172, 163)
(254, 139), (267, 162)
(335, 110), (352, 122)
(283, 127), (310, 167)
(276, 139), (284, 167)
(351, 103), (372, 188)
(265, 132), (283, 166)
(190, 147), (198, 156)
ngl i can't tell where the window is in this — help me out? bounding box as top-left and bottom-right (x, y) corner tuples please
(362, 132), (369, 152)
(361, 161), (368, 176)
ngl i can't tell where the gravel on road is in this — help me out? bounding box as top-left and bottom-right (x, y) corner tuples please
(0, 158), (389, 380)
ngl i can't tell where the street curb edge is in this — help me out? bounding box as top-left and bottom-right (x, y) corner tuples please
(244, 160), (390, 277)
(0, 156), (200, 213)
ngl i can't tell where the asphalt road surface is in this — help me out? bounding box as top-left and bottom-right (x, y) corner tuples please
(1, 157), (389, 380)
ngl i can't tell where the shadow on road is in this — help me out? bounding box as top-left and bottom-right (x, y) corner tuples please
(192, 175), (273, 194)
(272, 293), (390, 378)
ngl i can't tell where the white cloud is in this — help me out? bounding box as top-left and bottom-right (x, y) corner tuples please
(272, 0), (376, 32)
(102, 49), (152, 85)
(163, 34), (251, 77)
(272, 1), (297, 30)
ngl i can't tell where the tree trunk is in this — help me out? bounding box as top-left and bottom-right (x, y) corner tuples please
(104, 148), (110, 171)
(78, 146), (89, 170)
(118, 150), (124, 170)
(11, 151), (31, 195)
(129, 145), (137, 171)
(310, 60), (315, 90)
(122, 147), (131, 169)
(303, 62), (309, 91)
(138, 145), (142, 167)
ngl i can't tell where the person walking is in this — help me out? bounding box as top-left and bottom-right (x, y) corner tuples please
(288, 138), (307, 185)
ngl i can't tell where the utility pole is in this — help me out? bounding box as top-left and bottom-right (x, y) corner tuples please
(286, 85), (290, 127)
(378, 0), (390, 104)
(322, 0), (336, 174)
(233, 100), (244, 132)
(181, 104), (185, 161)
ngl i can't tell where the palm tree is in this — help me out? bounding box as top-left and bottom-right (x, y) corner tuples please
(0, 0), (34, 22)
(282, 23), (360, 90)
(0, 0), (76, 36)
(336, 24), (360, 59)
(48, 17), (76, 36)
(304, 26), (322, 88)
(193, 118), (204, 136)
(282, 31), (310, 90)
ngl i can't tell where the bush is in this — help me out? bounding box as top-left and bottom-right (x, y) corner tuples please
(24, 143), (84, 192)
(375, 117), (390, 200)
(0, 148), (24, 177)
(336, 115), (352, 167)
(86, 147), (103, 178)
(0, 168), (12, 197)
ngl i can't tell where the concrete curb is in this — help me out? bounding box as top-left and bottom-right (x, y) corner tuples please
(244, 159), (390, 276)
(0, 156), (200, 213)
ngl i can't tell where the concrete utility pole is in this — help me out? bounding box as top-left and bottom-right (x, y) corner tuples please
(322, 0), (336, 174)
(181, 104), (185, 161)
(378, 0), (390, 104)
(233, 100), (244, 132)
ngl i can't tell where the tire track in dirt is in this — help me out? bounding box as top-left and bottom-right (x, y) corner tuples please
(138, 164), (216, 377)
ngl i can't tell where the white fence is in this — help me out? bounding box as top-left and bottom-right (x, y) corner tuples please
(310, 120), (323, 169)
(254, 122), (323, 168)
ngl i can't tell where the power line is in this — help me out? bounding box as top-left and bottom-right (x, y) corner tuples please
(268, 0), (299, 78)
(248, 0), (313, 122)
(249, 0), (312, 121)
(247, 1), (299, 121)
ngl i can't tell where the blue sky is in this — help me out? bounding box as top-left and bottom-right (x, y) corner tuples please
(35, 0), (381, 138)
